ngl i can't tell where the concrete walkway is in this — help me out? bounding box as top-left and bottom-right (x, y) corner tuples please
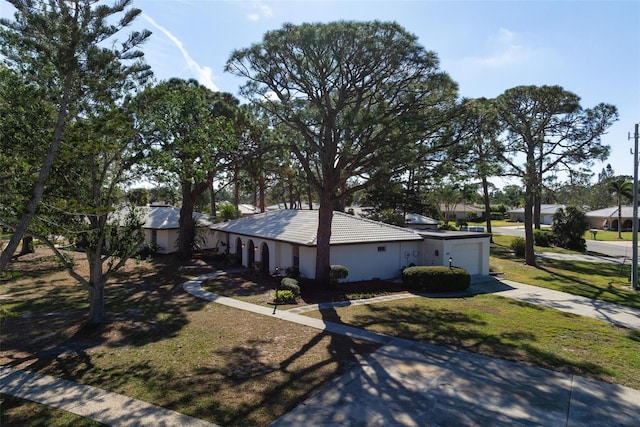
(0, 365), (218, 426)
(2, 271), (639, 426)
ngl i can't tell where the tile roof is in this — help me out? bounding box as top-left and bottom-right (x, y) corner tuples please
(210, 209), (423, 246)
(586, 206), (634, 218)
(113, 206), (212, 229)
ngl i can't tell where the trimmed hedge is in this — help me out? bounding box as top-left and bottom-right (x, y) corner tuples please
(329, 265), (349, 284)
(280, 277), (300, 296)
(401, 266), (470, 292)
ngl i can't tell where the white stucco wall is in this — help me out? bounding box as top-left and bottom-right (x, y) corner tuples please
(145, 227), (216, 254)
(330, 241), (422, 282)
(420, 234), (490, 275)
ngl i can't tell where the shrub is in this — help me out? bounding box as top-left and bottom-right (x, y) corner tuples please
(401, 266), (470, 292)
(510, 236), (526, 257)
(456, 218), (468, 227)
(274, 289), (297, 304)
(490, 211), (504, 220)
(280, 277), (300, 296)
(533, 229), (551, 247)
(551, 206), (587, 251)
(438, 223), (457, 231)
(465, 212), (480, 222)
(329, 265), (349, 284)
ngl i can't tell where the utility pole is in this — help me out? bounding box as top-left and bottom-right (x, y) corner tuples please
(631, 123), (639, 291)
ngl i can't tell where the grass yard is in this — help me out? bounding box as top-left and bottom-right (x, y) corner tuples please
(2, 236), (640, 425)
(304, 294), (640, 390)
(0, 249), (378, 426)
(490, 235), (640, 310)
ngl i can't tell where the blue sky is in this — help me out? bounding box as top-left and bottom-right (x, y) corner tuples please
(2, 0), (639, 184)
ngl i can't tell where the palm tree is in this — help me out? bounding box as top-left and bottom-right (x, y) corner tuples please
(608, 178), (633, 239)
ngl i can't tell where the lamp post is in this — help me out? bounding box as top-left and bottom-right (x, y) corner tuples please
(448, 256), (453, 269)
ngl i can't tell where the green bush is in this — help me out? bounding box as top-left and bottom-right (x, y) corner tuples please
(280, 277), (300, 296)
(465, 212), (480, 222)
(401, 266), (470, 292)
(438, 223), (457, 231)
(490, 211), (504, 220)
(533, 229), (551, 247)
(456, 218), (468, 227)
(510, 236), (526, 257)
(329, 265), (349, 284)
(551, 206), (587, 251)
(274, 289), (297, 304)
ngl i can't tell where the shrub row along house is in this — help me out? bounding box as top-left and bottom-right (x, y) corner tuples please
(209, 210), (490, 282)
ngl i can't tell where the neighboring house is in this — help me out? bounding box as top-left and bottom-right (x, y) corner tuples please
(237, 204), (260, 216)
(585, 206), (638, 231)
(438, 203), (486, 223)
(507, 204), (565, 225)
(346, 207), (441, 230)
(137, 205), (215, 254)
(210, 210), (490, 281)
(404, 213), (440, 230)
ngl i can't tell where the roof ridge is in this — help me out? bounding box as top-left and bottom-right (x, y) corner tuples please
(333, 211), (418, 234)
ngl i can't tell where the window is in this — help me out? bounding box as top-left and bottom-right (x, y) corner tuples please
(377, 246), (386, 252)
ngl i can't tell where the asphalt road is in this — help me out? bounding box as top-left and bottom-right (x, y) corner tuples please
(492, 226), (637, 260)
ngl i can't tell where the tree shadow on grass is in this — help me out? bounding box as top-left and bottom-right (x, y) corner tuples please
(1, 253), (210, 377)
(534, 261), (640, 309)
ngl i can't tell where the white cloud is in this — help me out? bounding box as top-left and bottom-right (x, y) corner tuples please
(142, 13), (219, 91)
(245, 1), (273, 22)
(462, 28), (535, 69)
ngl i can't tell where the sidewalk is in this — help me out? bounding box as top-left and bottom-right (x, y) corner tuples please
(2, 271), (639, 426)
(0, 365), (219, 427)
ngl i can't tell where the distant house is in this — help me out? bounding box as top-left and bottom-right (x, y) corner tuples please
(210, 210), (490, 281)
(506, 204), (565, 225)
(136, 205), (215, 254)
(585, 206), (638, 231)
(438, 203), (485, 223)
(237, 204), (260, 216)
(404, 213), (440, 230)
(346, 207), (440, 230)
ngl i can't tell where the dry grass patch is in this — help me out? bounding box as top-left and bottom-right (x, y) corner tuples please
(1, 248), (379, 426)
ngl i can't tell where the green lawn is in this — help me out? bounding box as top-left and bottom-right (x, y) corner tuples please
(304, 294), (640, 390)
(490, 235), (640, 310)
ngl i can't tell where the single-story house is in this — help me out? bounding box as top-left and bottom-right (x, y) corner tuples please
(438, 203), (486, 223)
(210, 210), (490, 282)
(137, 205), (215, 254)
(507, 204), (565, 225)
(585, 206), (639, 231)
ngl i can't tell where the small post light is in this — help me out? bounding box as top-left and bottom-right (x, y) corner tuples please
(448, 256), (452, 268)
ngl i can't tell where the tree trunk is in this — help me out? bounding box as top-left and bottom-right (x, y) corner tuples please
(481, 176), (493, 242)
(315, 194), (334, 284)
(209, 182), (216, 217)
(20, 236), (34, 255)
(87, 250), (106, 324)
(0, 73), (73, 273)
(178, 183), (196, 259)
(534, 193), (541, 230)
(258, 176), (266, 213)
(307, 185), (314, 209)
(524, 196), (536, 266)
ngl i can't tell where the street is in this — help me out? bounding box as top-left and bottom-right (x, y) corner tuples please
(492, 226), (637, 261)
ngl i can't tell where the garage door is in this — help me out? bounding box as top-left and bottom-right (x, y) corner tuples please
(451, 242), (482, 275)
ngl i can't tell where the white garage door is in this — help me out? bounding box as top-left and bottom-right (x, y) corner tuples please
(451, 242), (482, 275)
